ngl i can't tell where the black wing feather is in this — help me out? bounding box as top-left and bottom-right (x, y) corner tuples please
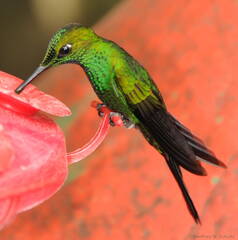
(134, 96), (207, 175)
(134, 95), (226, 172)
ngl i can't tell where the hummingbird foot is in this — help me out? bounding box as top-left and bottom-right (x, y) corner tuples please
(95, 103), (108, 117)
(91, 101), (123, 127)
(109, 112), (135, 129)
(91, 101), (135, 128)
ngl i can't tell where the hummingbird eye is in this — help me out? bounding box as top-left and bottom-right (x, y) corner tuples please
(58, 44), (72, 58)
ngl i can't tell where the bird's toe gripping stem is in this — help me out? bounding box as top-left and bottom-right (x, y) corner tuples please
(109, 112), (135, 129)
(91, 101), (135, 129)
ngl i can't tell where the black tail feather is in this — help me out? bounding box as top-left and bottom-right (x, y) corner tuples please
(165, 154), (201, 224)
(170, 114), (227, 169)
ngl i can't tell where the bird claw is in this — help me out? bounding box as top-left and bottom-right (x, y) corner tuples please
(91, 101), (135, 129)
(96, 103), (107, 117)
(109, 112), (135, 128)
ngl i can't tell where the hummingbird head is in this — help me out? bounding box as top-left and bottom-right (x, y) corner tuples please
(15, 23), (98, 94)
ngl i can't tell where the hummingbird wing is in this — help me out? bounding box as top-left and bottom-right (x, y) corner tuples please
(134, 94), (206, 175)
(115, 77), (226, 173)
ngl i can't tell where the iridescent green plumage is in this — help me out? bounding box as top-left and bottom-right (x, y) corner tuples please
(15, 23), (226, 224)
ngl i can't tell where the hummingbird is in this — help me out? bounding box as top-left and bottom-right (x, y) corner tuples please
(15, 23), (226, 224)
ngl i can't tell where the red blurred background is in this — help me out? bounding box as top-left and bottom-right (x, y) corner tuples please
(1, 0), (238, 239)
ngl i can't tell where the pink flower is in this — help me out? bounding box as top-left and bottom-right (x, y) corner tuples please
(0, 71), (115, 229)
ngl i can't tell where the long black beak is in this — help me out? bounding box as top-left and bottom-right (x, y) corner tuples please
(15, 65), (47, 94)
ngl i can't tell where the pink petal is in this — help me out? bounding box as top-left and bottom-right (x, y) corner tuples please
(0, 197), (18, 230)
(0, 71), (68, 227)
(0, 71), (71, 116)
(0, 125), (14, 172)
(0, 108), (67, 205)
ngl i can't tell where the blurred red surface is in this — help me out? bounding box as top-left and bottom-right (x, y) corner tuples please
(1, 0), (237, 239)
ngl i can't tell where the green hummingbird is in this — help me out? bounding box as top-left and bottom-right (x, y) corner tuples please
(15, 23), (226, 224)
